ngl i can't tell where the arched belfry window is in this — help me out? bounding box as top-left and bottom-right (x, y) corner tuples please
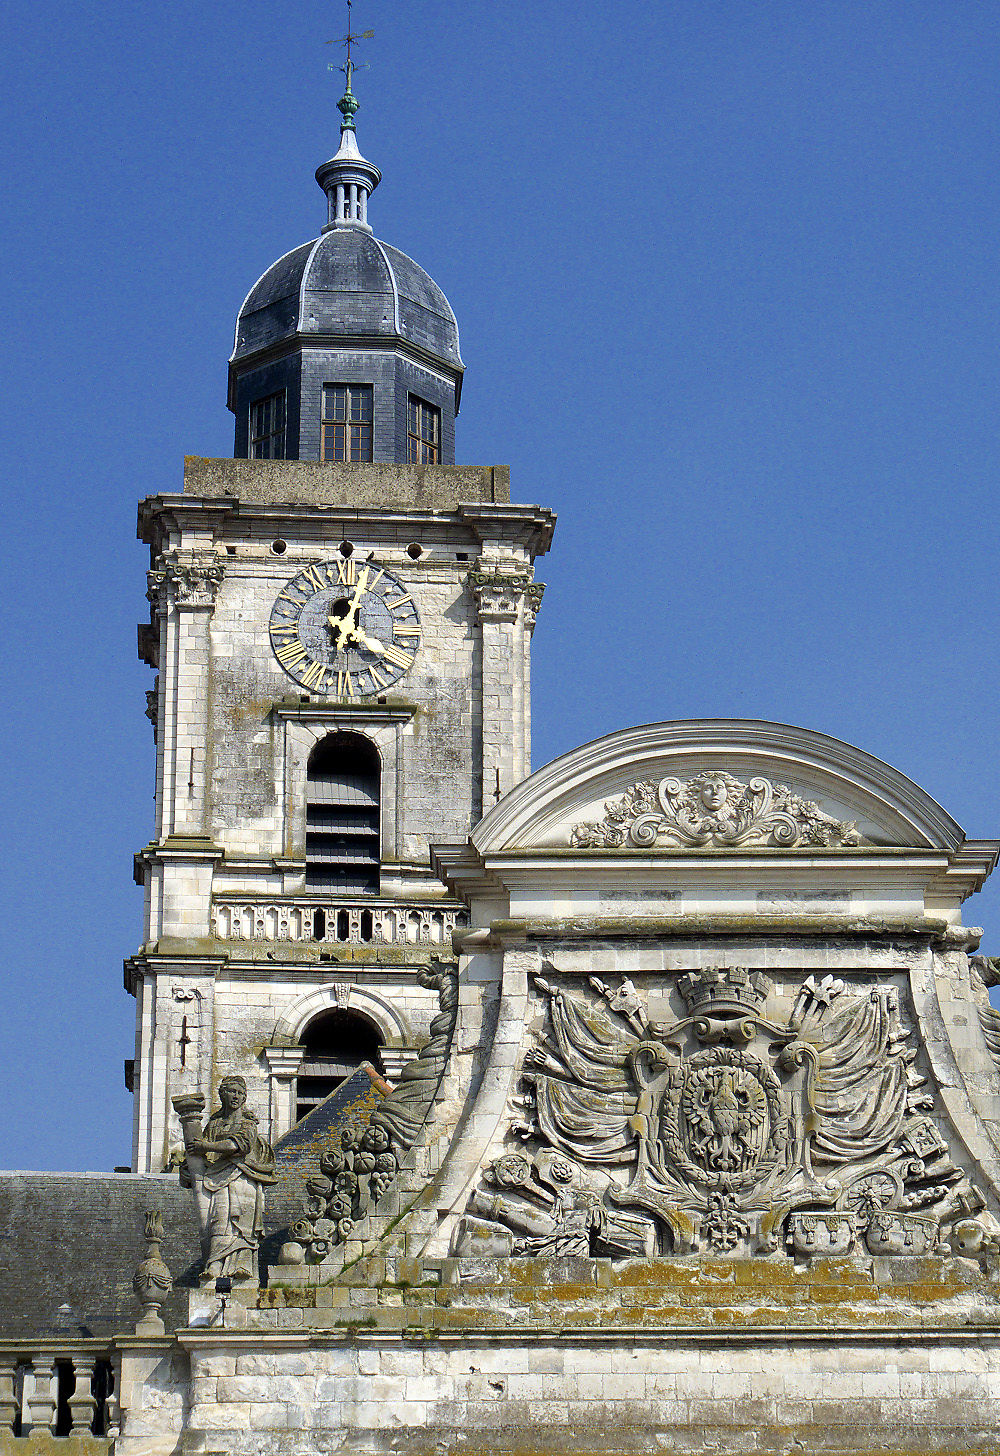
(296, 1009), (384, 1121)
(305, 733), (380, 894)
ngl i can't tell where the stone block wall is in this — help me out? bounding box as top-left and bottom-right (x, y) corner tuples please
(113, 1255), (1000, 1454)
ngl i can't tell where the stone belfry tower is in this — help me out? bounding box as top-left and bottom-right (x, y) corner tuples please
(128, 72), (555, 1173)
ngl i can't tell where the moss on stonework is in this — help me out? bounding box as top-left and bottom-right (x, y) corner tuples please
(491, 914), (964, 942)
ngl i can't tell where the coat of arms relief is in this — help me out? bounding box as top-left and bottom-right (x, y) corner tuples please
(460, 967), (996, 1261)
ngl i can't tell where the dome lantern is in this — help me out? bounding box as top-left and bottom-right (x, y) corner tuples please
(227, 60), (463, 466)
(315, 67), (381, 233)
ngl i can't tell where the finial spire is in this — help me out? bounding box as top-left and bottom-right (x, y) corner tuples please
(328, 0), (373, 132)
(318, 1), (380, 230)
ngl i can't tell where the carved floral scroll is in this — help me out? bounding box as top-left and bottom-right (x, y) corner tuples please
(571, 772), (865, 849)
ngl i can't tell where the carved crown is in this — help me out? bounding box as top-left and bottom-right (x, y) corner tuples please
(677, 966), (773, 1020)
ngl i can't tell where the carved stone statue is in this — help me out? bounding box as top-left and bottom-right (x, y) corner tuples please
(172, 1077), (276, 1285)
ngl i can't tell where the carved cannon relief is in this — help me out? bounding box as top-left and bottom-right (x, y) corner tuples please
(456, 965), (997, 1260)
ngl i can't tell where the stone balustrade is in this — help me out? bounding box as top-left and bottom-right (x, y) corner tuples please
(0, 1344), (116, 1439)
(211, 896), (466, 947)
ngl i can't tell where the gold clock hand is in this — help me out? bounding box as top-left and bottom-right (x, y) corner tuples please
(346, 566), (370, 623)
(327, 565), (370, 653)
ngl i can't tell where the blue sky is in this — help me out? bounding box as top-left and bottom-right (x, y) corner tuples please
(1, 0), (998, 1170)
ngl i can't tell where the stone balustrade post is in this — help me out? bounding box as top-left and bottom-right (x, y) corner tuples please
(0, 1358), (18, 1432)
(104, 1354), (121, 1438)
(67, 1353), (98, 1433)
(22, 1357), (57, 1434)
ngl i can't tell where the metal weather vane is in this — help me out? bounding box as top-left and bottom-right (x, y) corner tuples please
(327, 0), (374, 95)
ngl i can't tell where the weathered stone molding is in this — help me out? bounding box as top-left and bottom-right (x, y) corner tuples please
(463, 720), (981, 854)
(271, 981), (413, 1049)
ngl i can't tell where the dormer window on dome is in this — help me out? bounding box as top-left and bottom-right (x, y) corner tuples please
(228, 70), (463, 465)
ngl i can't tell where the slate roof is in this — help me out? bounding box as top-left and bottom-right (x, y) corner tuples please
(0, 1066), (389, 1339)
(232, 229), (463, 370)
(0, 1173), (199, 1339)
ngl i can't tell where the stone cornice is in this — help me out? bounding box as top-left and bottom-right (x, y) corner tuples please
(124, 950), (228, 996)
(139, 491), (553, 558)
(476, 913), (980, 947)
(133, 836), (223, 885)
(173, 1322), (1000, 1347)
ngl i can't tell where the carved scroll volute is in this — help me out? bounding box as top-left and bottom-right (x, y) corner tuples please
(628, 1041), (676, 1138)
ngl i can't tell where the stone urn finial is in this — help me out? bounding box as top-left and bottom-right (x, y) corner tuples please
(133, 1210), (173, 1335)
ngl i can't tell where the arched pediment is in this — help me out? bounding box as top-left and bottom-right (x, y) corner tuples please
(472, 720), (965, 853)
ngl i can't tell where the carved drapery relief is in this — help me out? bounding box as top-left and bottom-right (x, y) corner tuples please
(147, 549), (225, 612)
(470, 569), (544, 625)
(571, 772), (865, 849)
(458, 966), (995, 1260)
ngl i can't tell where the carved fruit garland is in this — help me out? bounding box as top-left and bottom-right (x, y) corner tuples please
(279, 963), (458, 1266)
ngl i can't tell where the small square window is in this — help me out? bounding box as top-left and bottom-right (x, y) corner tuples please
(249, 391), (286, 459)
(322, 385), (374, 461)
(407, 395), (440, 464)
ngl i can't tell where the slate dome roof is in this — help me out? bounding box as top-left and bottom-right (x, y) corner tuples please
(232, 227), (463, 371)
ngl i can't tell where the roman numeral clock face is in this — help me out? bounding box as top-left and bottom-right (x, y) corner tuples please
(269, 558), (420, 697)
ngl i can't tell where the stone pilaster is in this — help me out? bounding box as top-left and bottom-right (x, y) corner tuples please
(470, 567), (542, 808)
(146, 548), (224, 840)
(263, 1045), (306, 1143)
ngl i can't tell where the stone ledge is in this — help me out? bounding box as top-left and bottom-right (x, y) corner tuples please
(480, 915), (980, 946)
(181, 459), (511, 510)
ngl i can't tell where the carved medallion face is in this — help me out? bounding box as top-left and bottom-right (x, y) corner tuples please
(269, 558), (420, 698)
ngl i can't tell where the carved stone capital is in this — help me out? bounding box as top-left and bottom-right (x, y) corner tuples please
(264, 1045), (306, 1080)
(147, 549), (224, 611)
(470, 569), (536, 623)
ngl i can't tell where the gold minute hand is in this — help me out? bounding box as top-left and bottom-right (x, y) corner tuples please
(328, 565), (370, 652)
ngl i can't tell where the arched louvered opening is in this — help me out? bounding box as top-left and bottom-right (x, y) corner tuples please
(296, 1008), (384, 1121)
(306, 733), (380, 894)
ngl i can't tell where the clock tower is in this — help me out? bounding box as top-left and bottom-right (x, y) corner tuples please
(127, 77), (555, 1173)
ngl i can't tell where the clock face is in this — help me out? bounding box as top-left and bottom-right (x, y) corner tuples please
(269, 557), (420, 697)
